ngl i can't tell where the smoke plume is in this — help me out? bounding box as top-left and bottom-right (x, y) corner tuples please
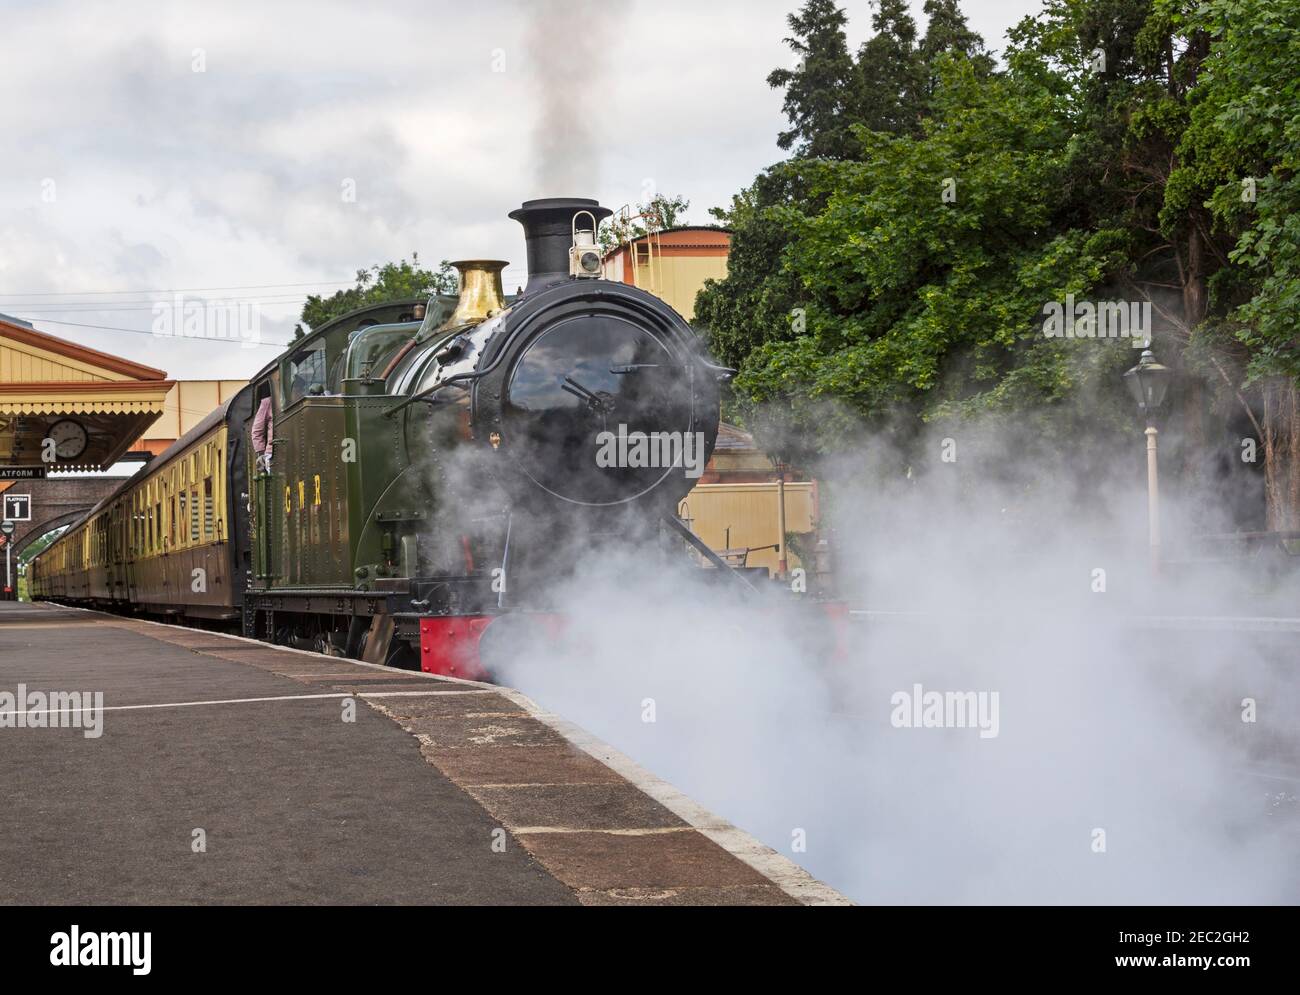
(523, 0), (622, 195)
(487, 414), (1300, 904)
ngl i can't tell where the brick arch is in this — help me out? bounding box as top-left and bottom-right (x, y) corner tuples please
(1, 476), (125, 558)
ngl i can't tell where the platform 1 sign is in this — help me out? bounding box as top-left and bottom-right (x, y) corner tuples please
(3, 494), (31, 521)
(0, 466), (45, 480)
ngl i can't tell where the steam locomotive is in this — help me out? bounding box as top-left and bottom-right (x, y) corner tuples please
(30, 198), (730, 678)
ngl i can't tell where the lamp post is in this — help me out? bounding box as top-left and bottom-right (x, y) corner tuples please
(1123, 349), (1172, 574)
(1, 519), (13, 600)
(773, 459), (790, 580)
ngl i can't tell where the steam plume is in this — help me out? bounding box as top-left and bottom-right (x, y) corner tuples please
(523, 0), (622, 194)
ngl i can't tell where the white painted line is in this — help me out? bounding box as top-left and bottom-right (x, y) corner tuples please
(511, 826), (695, 836)
(1241, 767), (1300, 784)
(0, 692), (350, 716)
(51, 606), (850, 904)
(492, 687), (853, 907)
(468, 783), (616, 789)
(847, 608), (1300, 632)
(361, 690), (499, 697)
(0, 689), (470, 717)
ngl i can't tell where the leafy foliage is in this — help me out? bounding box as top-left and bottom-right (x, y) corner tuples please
(1184, 0), (1300, 383)
(598, 194), (692, 253)
(298, 255), (456, 335)
(765, 0), (860, 158)
(695, 0), (1300, 522)
(728, 60), (1130, 459)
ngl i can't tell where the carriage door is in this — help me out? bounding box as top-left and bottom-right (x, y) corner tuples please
(108, 503), (121, 600)
(125, 491), (137, 601)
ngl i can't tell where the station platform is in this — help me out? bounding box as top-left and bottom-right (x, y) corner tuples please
(0, 600), (845, 906)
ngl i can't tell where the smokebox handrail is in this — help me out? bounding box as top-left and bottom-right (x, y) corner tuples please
(383, 357), (506, 419)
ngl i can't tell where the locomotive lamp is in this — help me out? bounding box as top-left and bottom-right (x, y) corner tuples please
(1123, 348), (1171, 575)
(569, 210), (602, 278)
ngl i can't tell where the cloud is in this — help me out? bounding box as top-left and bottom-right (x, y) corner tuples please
(0, 0), (1036, 378)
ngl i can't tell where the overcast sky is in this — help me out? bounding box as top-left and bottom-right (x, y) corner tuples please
(0, 0), (1039, 379)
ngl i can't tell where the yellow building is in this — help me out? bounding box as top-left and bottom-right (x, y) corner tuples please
(601, 226), (731, 321)
(679, 424), (820, 579)
(134, 380), (247, 455)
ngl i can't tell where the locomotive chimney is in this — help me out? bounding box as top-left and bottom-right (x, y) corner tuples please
(443, 260), (508, 327)
(508, 197), (612, 295)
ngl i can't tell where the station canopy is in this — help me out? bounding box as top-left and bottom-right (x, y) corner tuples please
(0, 315), (173, 472)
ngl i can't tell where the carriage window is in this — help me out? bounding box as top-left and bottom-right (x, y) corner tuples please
(204, 479), (214, 539)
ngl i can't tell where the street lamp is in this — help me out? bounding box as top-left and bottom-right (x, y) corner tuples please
(773, 459), (790, 580)
(1123, 349), (1172, 573)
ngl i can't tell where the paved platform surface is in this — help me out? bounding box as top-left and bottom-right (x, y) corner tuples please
(0, 600), (844, 906)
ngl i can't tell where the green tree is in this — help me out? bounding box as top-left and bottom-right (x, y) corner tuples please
(702, 0), (1300, 528)
(1010, 0), (1295, 524)
(854, 0), (926, 136)
(766, 0), (859, 159)
(700, 0), (1004, 391)
(694, 165), (811, 374)
(1178, 0), (1300, 526)
(599, 194), (691, 253)
(298, 255), (456, 334)
(920, 0), (995, 95)
(731, 57), (1130, 466)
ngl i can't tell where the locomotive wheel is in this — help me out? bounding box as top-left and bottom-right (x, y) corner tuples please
(313, 631), (345, 657)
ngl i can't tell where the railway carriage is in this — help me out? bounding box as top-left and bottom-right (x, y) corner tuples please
(30, 395), (253, 620)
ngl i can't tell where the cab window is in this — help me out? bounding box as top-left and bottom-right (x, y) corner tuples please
(283, 341), (327, 406)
